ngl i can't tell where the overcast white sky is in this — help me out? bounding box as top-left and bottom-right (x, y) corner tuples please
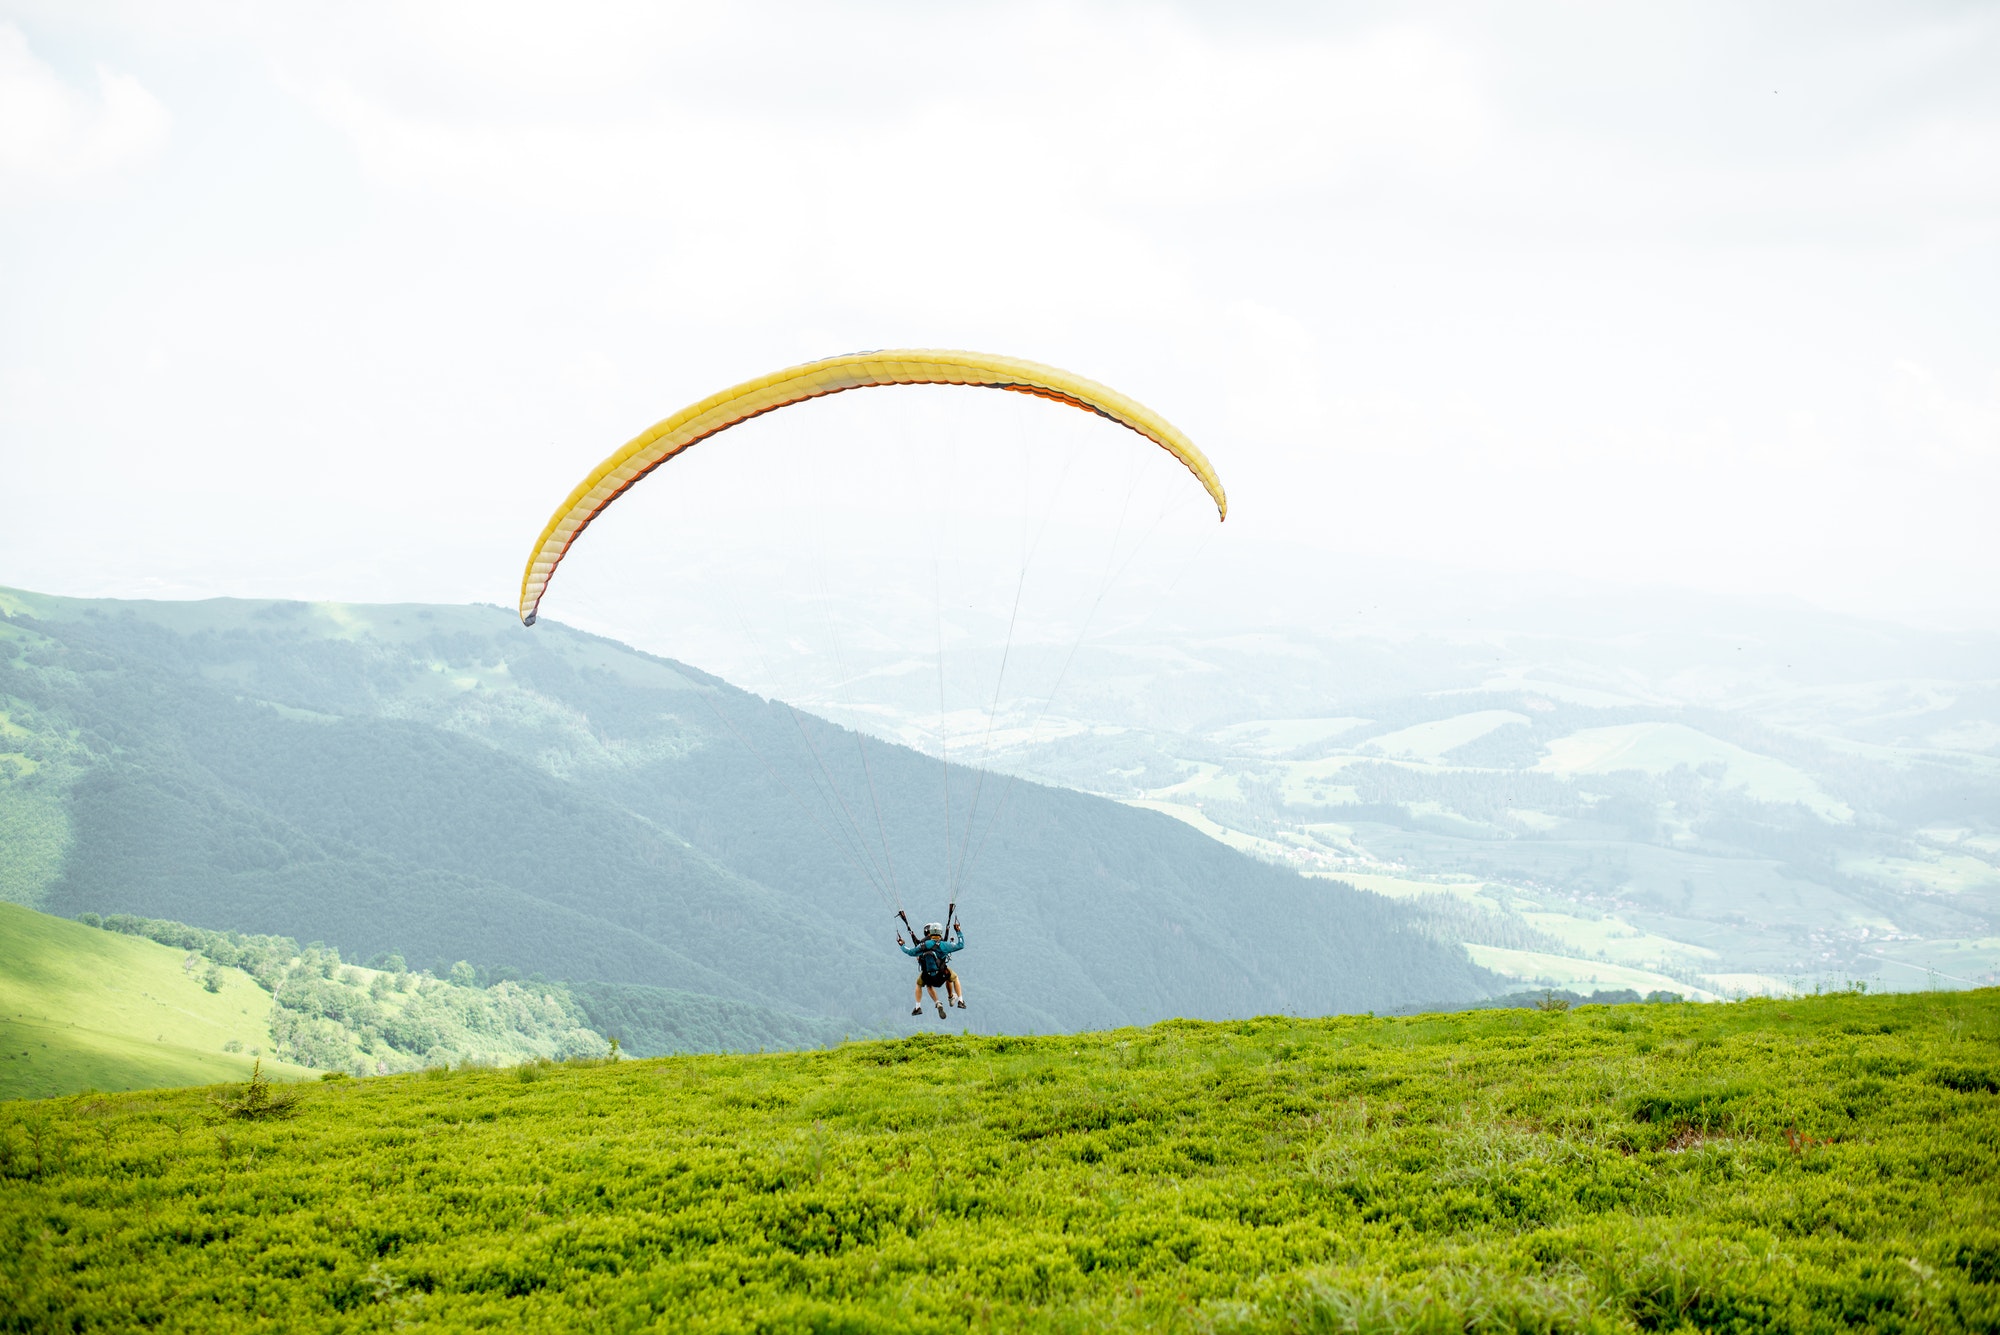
(3, 1), (1997, 631)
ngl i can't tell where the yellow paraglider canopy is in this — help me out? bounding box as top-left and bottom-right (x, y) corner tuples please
(518, 349), (1225, 625)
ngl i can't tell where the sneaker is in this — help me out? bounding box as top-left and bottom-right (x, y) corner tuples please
(936, 1003), (948, 1018)
(955, 1000), (967, 1009)
(911, 1006), (924, 1016)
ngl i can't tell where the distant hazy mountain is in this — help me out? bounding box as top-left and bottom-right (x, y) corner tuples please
(610, 543), (1999, 999)
(0, 587), (1491, 1047)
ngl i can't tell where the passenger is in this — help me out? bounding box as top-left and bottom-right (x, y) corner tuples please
(897, 920), (966, 1018)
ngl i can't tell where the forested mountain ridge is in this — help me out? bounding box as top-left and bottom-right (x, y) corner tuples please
(0, 587), (1493, 1044)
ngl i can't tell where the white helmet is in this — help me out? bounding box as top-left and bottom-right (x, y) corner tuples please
(923, 922), (944, 937)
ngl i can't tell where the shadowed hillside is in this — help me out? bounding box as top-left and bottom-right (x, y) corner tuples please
(0, 588), (1493, 1041)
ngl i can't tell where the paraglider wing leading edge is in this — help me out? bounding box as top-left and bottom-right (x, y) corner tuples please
(517, 349), (1227, 625)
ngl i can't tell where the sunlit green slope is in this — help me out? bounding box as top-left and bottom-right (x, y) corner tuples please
(4, 989), (1996, 1332)
(0, 905), (627, 1096)
(0, 903), (312, 1100)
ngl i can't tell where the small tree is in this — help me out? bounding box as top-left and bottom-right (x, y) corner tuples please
(210, 1059), (303, 1121)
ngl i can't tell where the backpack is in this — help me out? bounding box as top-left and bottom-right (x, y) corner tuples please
(915, 939), (951, 984)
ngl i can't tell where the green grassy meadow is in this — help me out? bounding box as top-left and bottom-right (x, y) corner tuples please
(4, 989), (1997, 1332)
(0, 904), (312, 1101)
(0, 905), (626, 1097)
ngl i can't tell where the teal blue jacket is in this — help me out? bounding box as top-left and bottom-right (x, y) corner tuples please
(901, 928), (964, 962)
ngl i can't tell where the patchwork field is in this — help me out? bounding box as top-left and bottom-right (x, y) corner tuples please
(3, 988), (1995, 1332)
(1363, 710), (1529, 761)
(1534, 722), (1852, 821)
(1460, 946), (1722, 1001)
(754, 600), (2000, 1008)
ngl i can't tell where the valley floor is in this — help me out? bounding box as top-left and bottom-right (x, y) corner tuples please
(3, 990), (1997, 1332)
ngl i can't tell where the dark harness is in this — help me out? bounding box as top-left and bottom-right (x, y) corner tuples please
(914, 939), (952, 986)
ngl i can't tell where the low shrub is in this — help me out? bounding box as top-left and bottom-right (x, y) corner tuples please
(0, 988), (1993, 1332)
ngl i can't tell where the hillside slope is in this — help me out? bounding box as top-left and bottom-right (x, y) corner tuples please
(680, 547), (2000, 998)
(0, 904), (639, 1098)
(3, 989), (1995, 1332)
(0, 903), (314, 1099)
(0, 588), (1493, 1037)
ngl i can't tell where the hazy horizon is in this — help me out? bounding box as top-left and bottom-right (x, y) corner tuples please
(4, 1), (1997, 632)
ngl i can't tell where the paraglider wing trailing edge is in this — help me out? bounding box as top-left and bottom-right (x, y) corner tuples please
(516, 349), (1227, 626)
